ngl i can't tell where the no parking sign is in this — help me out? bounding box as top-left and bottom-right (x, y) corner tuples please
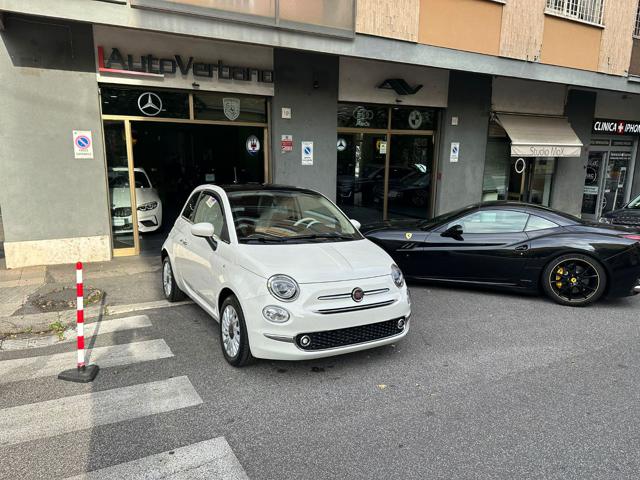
(73, 130), (94, 159)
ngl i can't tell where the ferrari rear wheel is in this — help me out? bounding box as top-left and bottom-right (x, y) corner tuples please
(542, 254), (606, 307)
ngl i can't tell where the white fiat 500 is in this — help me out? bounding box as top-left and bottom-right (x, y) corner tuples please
(161, 185), (411, 367)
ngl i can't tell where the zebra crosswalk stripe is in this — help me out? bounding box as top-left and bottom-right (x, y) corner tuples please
(63, 437), (248, 479)
(0, 376), (202, 447)
(0, 339), (173, 384)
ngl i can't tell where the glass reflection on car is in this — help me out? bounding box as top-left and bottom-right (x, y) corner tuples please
(228, 190), (361, 243)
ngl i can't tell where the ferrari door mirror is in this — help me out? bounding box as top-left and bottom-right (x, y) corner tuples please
(442, 224), (463, 239)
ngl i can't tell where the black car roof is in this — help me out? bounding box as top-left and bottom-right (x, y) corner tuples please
(219, 183), (319, 195)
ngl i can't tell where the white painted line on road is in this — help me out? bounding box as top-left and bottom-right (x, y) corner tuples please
(63, 437), (248, 480)
(0, 339), (173, 384)
(0, 376), (202, 448)
(0, 315), (153, 351)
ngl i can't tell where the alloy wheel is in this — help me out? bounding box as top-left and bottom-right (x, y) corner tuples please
(549, 259), (600, 302)
(221, 305), (241, 358)
(163, 260), (172, 297)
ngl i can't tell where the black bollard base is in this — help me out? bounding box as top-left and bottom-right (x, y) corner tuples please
(58, 365), (100, 383)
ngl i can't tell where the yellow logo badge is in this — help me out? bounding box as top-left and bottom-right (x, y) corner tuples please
(405, 232), (413, 240)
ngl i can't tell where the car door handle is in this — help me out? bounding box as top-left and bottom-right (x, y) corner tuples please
(515, 245), (529, 252)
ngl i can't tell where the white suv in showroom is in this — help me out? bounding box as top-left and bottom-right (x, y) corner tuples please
(161, 184), (411, 367)
(109, 167), (162, 233)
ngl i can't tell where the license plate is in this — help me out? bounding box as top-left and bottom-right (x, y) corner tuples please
(113, 218), (126, 226)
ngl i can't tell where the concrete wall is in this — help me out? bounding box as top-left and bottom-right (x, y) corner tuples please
(271, 49), (338, 199)
(435, 71), (492, 215)
(553, 90), (597, 217)
(0, 14), (111, 267)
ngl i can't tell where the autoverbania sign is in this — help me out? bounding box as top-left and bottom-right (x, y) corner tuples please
(592, 118), (640, 136)
(97, 46), (274, 83)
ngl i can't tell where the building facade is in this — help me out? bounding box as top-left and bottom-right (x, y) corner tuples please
(1, 0), (640, 267)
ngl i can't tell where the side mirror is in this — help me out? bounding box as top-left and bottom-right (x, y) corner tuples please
(190, 222), (218, 250)
(191, 222), (215, 238)
(442, 224), (463, 239)
(350, 219), (361, 230)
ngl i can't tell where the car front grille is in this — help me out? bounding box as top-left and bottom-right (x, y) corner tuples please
(295, 318), (405, 351)
(112, 207), (132, 217)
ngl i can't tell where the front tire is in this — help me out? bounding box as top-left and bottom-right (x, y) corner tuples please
(162, 256), (185, 302)
(542, 254), (607, 307)
(219, 295), (253, 367)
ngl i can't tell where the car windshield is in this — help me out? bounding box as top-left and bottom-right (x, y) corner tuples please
(227, 190), (361, 243)
(135, 171), (151, 189)
(628, 194), (640, 209)
(419, 205), (477, 230)
(108, 170), (129, 188)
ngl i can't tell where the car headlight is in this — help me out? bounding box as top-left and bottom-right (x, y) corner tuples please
(599, 217), (612, 224)
(267, 275), (299, 302)
(262, 306), (290, 323)
(391, 264), (404, 288)
(138, 201), (158, 211)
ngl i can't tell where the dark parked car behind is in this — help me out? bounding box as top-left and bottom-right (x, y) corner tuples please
(601, 193), (640, 229)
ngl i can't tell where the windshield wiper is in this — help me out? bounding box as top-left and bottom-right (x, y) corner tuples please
(238, 236), (287, 243)
(286, 233), (355, 241)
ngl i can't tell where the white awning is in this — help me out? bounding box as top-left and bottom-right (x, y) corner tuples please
(496, 114), (583, 158)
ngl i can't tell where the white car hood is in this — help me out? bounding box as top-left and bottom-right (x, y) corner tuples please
(110, 188), (160, 208)
(237, 239), (394, 283)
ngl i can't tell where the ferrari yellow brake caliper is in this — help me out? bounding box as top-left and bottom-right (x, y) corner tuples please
(555, 267), (564, 288)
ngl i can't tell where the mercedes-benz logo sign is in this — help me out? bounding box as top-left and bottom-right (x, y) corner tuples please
(351, 287), (364, 303)
(137, 92), (163, 117)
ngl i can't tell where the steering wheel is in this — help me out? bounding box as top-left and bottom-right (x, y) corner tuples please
(294, 217), (321, 229)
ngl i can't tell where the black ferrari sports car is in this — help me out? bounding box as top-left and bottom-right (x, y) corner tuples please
(361, 202), (640, 306)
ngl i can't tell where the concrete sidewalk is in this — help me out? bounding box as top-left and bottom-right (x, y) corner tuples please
(0, 255), (167, 337)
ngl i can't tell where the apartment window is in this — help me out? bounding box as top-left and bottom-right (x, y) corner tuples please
(545, 0), (604, 25)
(635, 1), (640, 37)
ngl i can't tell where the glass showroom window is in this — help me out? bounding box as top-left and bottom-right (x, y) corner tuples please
(545, 0), (604, 25)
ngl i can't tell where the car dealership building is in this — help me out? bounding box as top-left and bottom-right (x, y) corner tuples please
(2, 0), (640, 268)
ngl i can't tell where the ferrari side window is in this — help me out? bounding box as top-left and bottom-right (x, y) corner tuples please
(453, 210), (529, 234)
(525, 215), (559, 232)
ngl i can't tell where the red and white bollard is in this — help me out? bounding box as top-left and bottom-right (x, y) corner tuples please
(58, 262), (99, 383)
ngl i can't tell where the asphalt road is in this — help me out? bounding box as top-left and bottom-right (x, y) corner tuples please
(1, 284), (639, 479)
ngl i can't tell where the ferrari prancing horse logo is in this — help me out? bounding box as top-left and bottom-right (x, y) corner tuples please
(405, 232), (413, 240)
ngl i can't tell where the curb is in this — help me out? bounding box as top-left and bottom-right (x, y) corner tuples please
(0, 299), (193, 337)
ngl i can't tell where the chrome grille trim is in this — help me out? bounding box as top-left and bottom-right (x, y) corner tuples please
(315, 299), (395, 314)
(317, 288), (390, 301)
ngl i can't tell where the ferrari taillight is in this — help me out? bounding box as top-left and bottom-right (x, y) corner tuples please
(622, 234), (640, 241)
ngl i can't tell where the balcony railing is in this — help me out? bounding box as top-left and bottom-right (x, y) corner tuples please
(129, 0), (356, 38)
(545, 0), (605, 26)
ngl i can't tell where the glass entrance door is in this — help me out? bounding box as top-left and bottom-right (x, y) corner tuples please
(581, 151), (606, 220)
(336, 133), (387, 223)
(387, 135), (433, 220)
(602, 151), (632, 215)
(104, 120), (139, 254)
